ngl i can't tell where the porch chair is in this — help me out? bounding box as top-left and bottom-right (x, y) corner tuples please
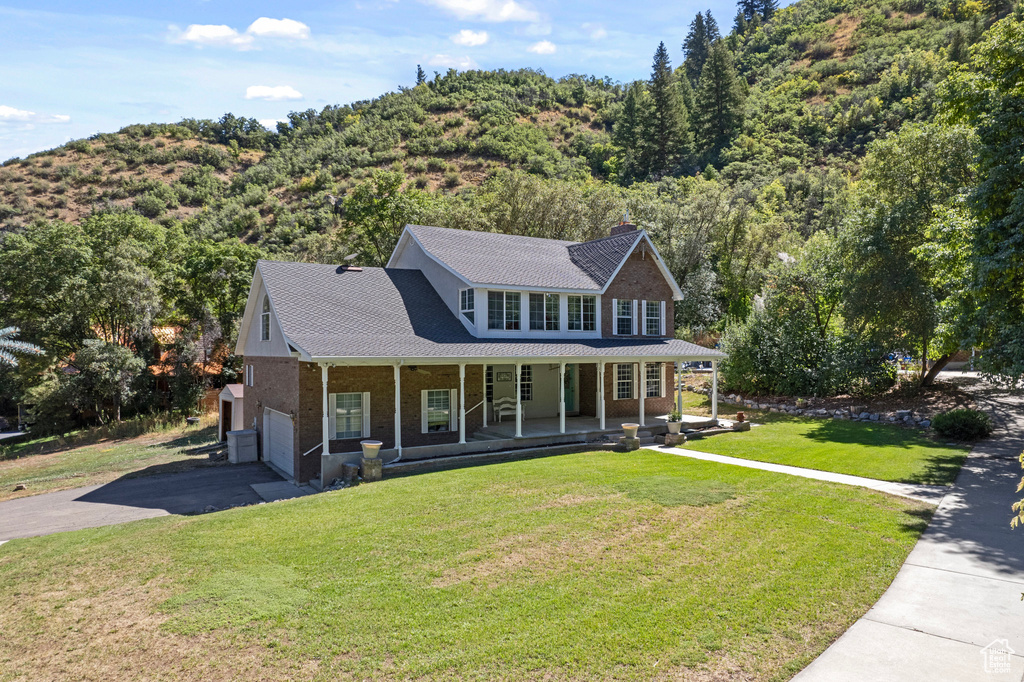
(493, 397), (523, 422)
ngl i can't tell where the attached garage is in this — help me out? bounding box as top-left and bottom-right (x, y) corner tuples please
(263, 408), (295, 478)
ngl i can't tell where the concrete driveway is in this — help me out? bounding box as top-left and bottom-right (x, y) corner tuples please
(0, 463), (283, 542)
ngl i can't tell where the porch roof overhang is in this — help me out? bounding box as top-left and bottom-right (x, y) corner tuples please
(299, 336), (725, 366)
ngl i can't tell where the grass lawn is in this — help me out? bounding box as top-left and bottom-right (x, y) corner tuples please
(0, 450), (931, 681)
(675, 391), (968, 485)
(0, 420), (217, 502)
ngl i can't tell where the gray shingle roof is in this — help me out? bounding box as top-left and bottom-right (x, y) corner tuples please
(260, 260), (724, 361)
(405, 224), (641, 290)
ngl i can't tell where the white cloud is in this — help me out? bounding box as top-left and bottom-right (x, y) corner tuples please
(527, 40), (556, 54)
(451, 29), (489, 46)
(173, 17), (310, 49)
(582, 22), (607, 40)
(0, 105), (70, 124)
(244, 85), (303, 101)
(246, 17), (311, 40)
(428, 54), (479, 70)
(259, 118), (289, 130)
(425, 0), (539, 22)
(178, 24), (254, 49)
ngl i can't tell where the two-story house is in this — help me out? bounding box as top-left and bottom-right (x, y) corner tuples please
(234, 221), (725, 485)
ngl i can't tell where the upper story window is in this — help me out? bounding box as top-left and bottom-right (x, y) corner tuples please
(487, 291), (520, 331)
(645, 300), (662, 336)
(567, 295), (596, 332)
(460, 288), (475, 324)
(615, 299), (634, 335)
(529, 293), (560, 331)
(260, 296), (271, 341)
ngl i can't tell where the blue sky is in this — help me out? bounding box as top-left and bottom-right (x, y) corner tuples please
(0, 0), (788, 161)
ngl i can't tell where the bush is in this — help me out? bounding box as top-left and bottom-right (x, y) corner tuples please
(931, 409), (992, 440)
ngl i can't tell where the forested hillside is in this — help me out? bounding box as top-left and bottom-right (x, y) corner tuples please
(2, 0), (1022, 431)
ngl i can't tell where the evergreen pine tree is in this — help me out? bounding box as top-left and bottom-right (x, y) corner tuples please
(758, 0), (778, 20)
(695, 41), (745, 159)
(683, 13), (710, 83)
(704, 10), (721, 41)
(738, 0), (759, 21)
(734, 10), (748, 33)
(678, 72), (696, 119)
(612, 82), (653, 182)
(948, 28), (968, 62)
(416, 65), (426, 85)
(646, 42), (691, 176)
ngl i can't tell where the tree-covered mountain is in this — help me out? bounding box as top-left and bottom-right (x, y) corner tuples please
(2, 0), (1022, 430)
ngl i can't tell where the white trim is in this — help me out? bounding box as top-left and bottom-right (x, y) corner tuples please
(387, 227), (473, 287)
(361, 391), (371, 438)
(234, 263), (310, 359)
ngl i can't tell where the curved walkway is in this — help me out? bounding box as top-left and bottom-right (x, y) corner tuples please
(652, 446), (948, 504)
(793, 381), (1024, 681)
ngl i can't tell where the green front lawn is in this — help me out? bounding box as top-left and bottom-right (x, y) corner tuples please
(0, 450), (930, 681)
(675, 392), (968, 485)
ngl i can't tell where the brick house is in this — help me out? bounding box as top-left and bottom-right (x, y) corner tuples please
(235, 222), (725, 485)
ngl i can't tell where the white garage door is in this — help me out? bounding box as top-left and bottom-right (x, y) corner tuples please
(263, 409), (294, 477)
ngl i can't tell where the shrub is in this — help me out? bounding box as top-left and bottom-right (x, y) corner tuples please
(443, 171), (461, 188)
(931, 409), (992, 440)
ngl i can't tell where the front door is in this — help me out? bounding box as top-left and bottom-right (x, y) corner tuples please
(563, 364), (576, 413)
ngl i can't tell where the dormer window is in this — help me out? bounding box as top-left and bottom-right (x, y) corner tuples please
(529, 293), (560, 331)
(459, 288), (475, 324)
(567, 295), (596, 331)
(260, 296), (271, 341)
(487, 291), (521, 331)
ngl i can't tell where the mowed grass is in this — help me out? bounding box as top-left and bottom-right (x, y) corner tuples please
(0, 450), (931, 681)
(675, 390), (968, 485)
(0, 421), (217, 502)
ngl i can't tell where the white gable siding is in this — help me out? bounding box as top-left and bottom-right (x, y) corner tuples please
(241, 278), (293, 357)
(389, 237), (471, 328)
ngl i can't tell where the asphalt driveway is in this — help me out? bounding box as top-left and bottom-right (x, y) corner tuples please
(0, 463), (283, 542)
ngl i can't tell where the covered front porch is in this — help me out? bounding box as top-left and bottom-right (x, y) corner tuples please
(470, 413), (719, 440)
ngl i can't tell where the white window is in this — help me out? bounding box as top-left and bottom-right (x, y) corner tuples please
(568, 295), (597, 331)
(331, 393), (366, 439)
(644, 301), (663, 336)
(487, 291), (521, 331)
(646, 363), (662, 398)
(519, 365), (533, 401)
(615, 363), (634, 400)
(615, 299), (634, 336)
(528, 293), (560, 331)
(422, 389), (457, 433)
(460, 289), (475, 324)
(260, 296), (271, 342)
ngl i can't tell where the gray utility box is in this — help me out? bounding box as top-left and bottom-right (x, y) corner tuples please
(227, 429), (259, 464)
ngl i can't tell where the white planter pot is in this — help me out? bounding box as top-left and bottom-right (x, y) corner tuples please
(360, 440), (383, 459)
(622, 423), (640, 439)
(667, 421), (682, 435)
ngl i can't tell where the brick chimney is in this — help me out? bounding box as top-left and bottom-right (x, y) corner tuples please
(610, 221), (637, 236)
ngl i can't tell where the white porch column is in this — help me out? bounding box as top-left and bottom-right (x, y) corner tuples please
(393, 364), (402, 457)
(458, 363), (466, 444)
(638, 359), (646, 427)
(558, 361), (566, 434)
(320, 364), (330, 457)
(482, 364), (488, 428)
(676, 359), (683, 414)
(711, 359), (719, 420)
(514, 362), (523, 438)
(597, 362), (606, 430)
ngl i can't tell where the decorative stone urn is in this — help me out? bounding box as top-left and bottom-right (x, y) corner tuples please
(360, 440), (383, 459)
(621, 423), (640, 439)
(667, 420), (683, 435)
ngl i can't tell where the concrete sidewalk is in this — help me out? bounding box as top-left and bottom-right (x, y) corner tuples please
(794, 384), (1024, 681)
(652, 446), (949, 504)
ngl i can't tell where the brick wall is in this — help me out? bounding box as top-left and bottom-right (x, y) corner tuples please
(294, 362), (485, 483)
(579, 362), (597, 417)
(602, 362), (674, 420)
(601, 241), (675, 339)
(242, 355), (301, 475)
